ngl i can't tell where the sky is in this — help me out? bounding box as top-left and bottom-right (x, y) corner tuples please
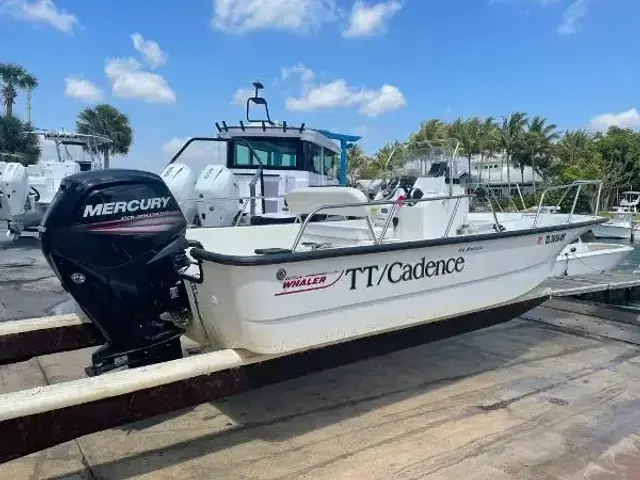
(0, 0), (639, 172)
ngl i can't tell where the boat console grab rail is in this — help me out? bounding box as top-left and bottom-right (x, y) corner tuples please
(290, 193), (473, 252)
(533, 180), (603, 228)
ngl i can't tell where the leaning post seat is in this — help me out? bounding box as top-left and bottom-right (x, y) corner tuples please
(285, 187), (376, 243)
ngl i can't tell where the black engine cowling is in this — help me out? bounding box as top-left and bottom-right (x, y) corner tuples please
(40, 169), (193, 375)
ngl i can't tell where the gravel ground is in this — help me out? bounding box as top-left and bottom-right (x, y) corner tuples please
(0, 226), (74, 321)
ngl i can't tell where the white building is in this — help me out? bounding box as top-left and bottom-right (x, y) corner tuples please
(458, 154), (544, 197)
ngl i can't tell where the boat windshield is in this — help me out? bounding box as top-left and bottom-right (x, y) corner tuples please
(167, 135), (339, 179)
(231, 137), (300, 169)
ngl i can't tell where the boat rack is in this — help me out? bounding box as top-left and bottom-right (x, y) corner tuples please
(0, 296), (546, 464)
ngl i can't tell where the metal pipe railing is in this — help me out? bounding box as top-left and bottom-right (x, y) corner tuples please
(532, 180), (603, 228)
(290, 193), (473, 252)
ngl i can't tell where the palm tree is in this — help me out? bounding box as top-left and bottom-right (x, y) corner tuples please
(0, 63), (38, 118)
(76, 104), (133, 169)
(347, 144), (369, 181)
(555, 129), (594, 164)
(499, 112), (528, 185)
(478, 117), (499, 183)
(409, 119), (448, 148)
(521, 116), (560, 192)
(449, 117), (483, 184)
(0, 115), (41, 165)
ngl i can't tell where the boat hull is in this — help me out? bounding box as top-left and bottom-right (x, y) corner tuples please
(552, 243), (633, 277)
(187, 225), (592, 354)
(591, 224), (632, 239)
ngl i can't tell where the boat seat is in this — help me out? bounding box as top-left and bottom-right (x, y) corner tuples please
(285, 187), (372, 218)
(284, 187), (380, 244)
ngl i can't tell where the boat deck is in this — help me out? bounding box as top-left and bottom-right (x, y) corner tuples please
(3, 297), (640, 479)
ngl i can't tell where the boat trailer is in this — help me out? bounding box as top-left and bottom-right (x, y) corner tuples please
(0, 296), (546, 464)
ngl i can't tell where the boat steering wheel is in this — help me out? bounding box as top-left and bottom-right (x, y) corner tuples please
(29, 186), (40, 202)
(379, 172), (401, 200)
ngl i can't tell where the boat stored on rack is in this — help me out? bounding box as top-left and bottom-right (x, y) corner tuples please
(0, 131), (112, 241)
(36, 133), (608, 375)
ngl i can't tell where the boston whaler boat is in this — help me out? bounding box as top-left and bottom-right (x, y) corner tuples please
(37, 129), (608, 375)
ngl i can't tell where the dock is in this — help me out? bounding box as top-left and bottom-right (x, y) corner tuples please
(3, 295), (640, 479)
(544, 272), (640, 297)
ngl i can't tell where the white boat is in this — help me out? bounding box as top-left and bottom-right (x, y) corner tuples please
(38, 137), (608, 374)
(552, 238), (634, 277)
(591, 210), (634, 239)
(590, 191), (640, 240)
(617, 190), (640, 213)
(160, 81), (360, 228)
(0, 131), (111, 241)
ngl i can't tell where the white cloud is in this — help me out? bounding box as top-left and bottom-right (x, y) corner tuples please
(343, 0), (402, 38)
(281, 63), (316, 85)
(557, 0), (590, 36)
(211, 0), (339, 34)
(284, 66), (406, 117)
(64, 77), (104, 102)
(231, 87), (254, 105)
(131, 33), (168, 69)
(0, 0), (80, 34)
(105, 58), (176, 104)
(588, 109), (640, 132)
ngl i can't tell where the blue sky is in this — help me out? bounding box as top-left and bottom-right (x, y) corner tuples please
(0, 0), (638, 172)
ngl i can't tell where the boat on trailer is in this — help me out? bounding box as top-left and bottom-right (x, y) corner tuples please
(36, 137), (607, 374)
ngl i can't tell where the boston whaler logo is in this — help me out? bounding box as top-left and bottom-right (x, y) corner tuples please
(275, 270), (344, 296)
(83, 197), (171, 218)
(345, 256), (466, 290)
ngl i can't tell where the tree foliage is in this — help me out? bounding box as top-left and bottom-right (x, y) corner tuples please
(0, 115), (40, 165)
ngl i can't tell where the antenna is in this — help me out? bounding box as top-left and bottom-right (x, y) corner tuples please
(246, 80), (274, 125)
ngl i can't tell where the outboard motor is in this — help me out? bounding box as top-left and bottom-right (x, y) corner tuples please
(40, 169), (194, 376)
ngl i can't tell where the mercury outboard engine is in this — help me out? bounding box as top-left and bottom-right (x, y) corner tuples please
(40, 169), (194, 376)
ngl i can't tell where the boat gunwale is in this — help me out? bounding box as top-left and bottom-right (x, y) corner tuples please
(189, 216), (609, 266)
